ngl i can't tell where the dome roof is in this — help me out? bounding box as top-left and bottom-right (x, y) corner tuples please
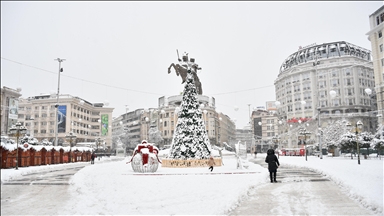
(279, 41), (371, 74)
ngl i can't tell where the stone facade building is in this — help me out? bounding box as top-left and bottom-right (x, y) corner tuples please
(367, 5), (384, 126)
(1, 86), (22, 136)
(17, 93), (114, 149)
(274, 41), (376, 149)
(113, 95), (236, 152)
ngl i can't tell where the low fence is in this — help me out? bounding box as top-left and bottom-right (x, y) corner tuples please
(161, 158), (222, 168)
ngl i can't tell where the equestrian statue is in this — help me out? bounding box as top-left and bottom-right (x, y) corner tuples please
(168, 50), (203, 95)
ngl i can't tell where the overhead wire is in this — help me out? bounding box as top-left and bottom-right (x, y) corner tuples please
(1, 56), (275, 97)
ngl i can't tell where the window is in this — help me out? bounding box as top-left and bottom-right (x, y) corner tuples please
(294, 93), (301, 101)
(382, 58), (384, 67)
(346, 98), (355, 105)
(302, 73), (310, 80)
(379, 31), (383, 38)
(380, 44), (383, 52)
(331, 79), (339, 87)
(344, 78), (353, 86)
(303, 92), (311, 99)
(303, 83), (311, 90)
(346, 88), (354, 96)
(332, 99), (340, 106)
(304, 101), (312, 109)
(294, 85), (300, 92)
(319, 90), (327, 98)
(344, 69), (352, 76)
(318, 81), (326, 88)
(320, 100), (327, 107)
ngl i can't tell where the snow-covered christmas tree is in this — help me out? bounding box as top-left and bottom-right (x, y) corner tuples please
(167, 69), (212, 160)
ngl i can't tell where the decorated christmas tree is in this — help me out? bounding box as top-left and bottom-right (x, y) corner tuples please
(168, 70), (212, 160)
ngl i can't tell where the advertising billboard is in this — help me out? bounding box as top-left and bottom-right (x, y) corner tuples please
(8, 98), (18, 119)
(58, 105), (67, 133)
(266, 101), (277, 111)
(7, 98), (18, 131)
(101, 114), (108, 136)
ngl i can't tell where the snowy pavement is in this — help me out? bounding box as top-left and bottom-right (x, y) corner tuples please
(229, 158), (376, 215)
(1, 154), (382, 215)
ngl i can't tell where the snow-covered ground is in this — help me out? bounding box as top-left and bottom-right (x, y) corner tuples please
(1, 153), (383, 215)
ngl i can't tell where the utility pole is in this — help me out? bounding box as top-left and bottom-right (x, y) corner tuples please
(54, 58), (65, 146)
(313, 53), (322, 159)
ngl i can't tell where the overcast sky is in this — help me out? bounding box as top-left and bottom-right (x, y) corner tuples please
(1, 1), (383, 129)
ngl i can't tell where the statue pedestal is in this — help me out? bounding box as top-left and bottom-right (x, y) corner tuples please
(161, 158), (222, 168)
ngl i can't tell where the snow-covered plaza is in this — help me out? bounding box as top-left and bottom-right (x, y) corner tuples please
(1, 152), (382, 215)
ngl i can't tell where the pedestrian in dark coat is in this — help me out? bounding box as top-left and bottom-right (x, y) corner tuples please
(91, 152), (96, 164)
(265, 149), (280, 183)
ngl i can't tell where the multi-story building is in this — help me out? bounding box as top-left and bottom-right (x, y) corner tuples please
(17, 93), (114, 149)
(1, 86), (22, 135)
(367, 5), (384, 125)
(251, 108), (279, 152)
(275, 41), (376, 148)
(113, 94), (236, 151)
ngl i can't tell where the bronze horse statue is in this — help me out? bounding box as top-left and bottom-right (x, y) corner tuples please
(168, 54), (203, 95)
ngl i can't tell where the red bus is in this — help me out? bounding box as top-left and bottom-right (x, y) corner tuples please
(281, 148), (305, 156)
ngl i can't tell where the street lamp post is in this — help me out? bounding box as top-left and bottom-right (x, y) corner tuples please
(96, 137), (101, 153)
(313, 52), (321, 159)
(299, 128), (311, 161)
(54, 58), (65, 146)
(346, 120), (363, 165)
(317, 108), (322, 159)
(96, 137), (102, 160)
(272, 135), (280, 158)
(8, 122), (27, 170)
(258, 121), (262, 152)
(26, 117), (35, 137)
(65, 132), (77, 163)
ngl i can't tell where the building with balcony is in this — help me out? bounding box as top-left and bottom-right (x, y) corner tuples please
(1, 86), (22, 135)
(367, 5), (384, 126)
(251, 108), (279, 152)
(17, 93), (114, 149)
(275, 41), (376, 139)
(113, 94), (236, 151)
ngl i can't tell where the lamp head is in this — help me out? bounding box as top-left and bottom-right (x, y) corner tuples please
(357, 120), (363, 129)
(345, 122), (352, 130)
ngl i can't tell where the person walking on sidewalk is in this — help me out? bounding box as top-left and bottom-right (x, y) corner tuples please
(265, 149), (280, 183)
(91, 152), (96, 164)
(208, 155), (216, 172)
